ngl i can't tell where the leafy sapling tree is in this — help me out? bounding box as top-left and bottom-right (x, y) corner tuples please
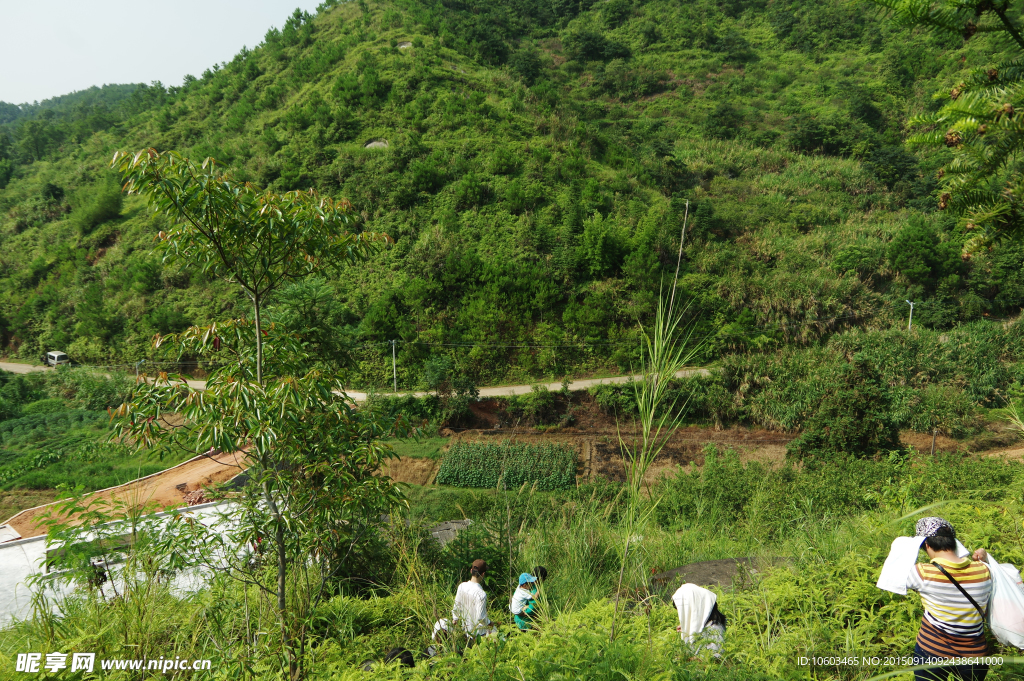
(111, 148), (390, 383)
(872, 0), (1024, 247)
(109, 149), (399, 679)
(114, 326), (407, 679)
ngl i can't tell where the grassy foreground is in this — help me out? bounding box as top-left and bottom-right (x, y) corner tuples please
(3, 448), (1024, 680)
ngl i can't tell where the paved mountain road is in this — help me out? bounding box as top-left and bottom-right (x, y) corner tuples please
(0, 362), (47, 375)
(0, 362), (711, 401)
(345, 367), (713, 401)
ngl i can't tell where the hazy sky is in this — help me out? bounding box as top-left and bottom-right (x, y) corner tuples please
(0, 0), (323, 104)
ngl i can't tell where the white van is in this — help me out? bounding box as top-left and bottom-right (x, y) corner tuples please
(41, 351), (70, 367)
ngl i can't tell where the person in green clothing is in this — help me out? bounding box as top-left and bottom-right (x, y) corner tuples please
(510, 573), (540, 630)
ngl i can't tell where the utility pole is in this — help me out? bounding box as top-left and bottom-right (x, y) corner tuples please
(930, 418), (938, 457)
(391, 340), (397, 393)
(905, 300), (914, 330)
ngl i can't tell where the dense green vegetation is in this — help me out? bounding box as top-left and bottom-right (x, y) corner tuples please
(0, 368), (161, 497)
(2, 0), (1023, 404)
(871, 0), (1024, 247)
(7, 448), (1024, 679)
(370, 317), (1024, 438)
(435, 441), (577, 490)
(6, 0), (1024, 675)
(588, 321), (1024, 437)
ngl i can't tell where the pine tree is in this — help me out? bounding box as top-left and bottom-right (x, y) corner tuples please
(873, 0), (1024, 247)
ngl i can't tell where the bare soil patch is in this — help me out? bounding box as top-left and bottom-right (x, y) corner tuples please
(467, 399), (501, 428)
(2, 449), (248, 540)
(442, 424), (794, 485)
(900, 430), (970, 454)
(436, 394), (1023, 485)
(983, 446), (1024, 460)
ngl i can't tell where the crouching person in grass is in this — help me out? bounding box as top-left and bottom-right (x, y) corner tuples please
(879, 517), (994, 681)
(452, 559), (494, 637)
(672, 582), (726, 657)
(511, 573), (540, 630)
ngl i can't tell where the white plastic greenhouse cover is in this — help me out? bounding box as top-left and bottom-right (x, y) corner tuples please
(0, 500), (239, 626)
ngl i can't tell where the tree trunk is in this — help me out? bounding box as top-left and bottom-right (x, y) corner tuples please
(253, 294), (264, 385)
(262, 477), (294, 679)
(254, 296), (293, 676)
(278, 518), (295, 679)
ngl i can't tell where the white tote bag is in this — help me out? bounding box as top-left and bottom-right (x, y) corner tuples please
(985, 555), (1024, 649)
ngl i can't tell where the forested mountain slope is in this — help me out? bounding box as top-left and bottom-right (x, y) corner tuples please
(1, 0), (1022, 390)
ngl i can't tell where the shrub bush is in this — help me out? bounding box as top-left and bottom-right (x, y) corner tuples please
(502, 385), (559, 425)
(20, 398), (67, 415)
(42, 367), (132, 411)
(786, 357), (902, 461)
(70, 177), (122, 235)
(655, 446), (898, 535)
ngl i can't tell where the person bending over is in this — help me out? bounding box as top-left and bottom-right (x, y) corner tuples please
(511, 573), (540, 630)
(672, 582), (726, 656)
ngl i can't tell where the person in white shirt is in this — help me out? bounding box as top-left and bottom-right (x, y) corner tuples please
(452, 559), (493, 636)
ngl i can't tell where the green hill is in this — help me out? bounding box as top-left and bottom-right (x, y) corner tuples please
(1, 0), (1022, 395)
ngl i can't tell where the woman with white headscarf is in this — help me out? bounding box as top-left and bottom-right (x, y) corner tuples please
(671, 582), (726, 656)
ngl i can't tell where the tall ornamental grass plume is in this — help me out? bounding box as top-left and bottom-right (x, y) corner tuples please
(611, 293), (702, 640)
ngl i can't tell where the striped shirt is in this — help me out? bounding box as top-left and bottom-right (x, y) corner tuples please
(906, 557), (991, 658)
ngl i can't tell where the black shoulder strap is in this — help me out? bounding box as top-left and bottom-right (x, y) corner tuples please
(931, 560), (988, 621)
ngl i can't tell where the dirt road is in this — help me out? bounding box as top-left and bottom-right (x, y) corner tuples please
(1, 449), (248, 541)
(0, 361), (210, 389)
(344, 367), (712, 401)
(1, 361), (710, 401)
(0, 362), (48, 375)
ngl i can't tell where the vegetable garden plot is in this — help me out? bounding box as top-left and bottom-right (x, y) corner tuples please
(436, 442), (577, 491)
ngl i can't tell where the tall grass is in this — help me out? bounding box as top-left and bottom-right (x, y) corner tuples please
(6, 451), (1024, 679)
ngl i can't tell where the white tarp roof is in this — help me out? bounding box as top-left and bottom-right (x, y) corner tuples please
(0, 500), (238, 626)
